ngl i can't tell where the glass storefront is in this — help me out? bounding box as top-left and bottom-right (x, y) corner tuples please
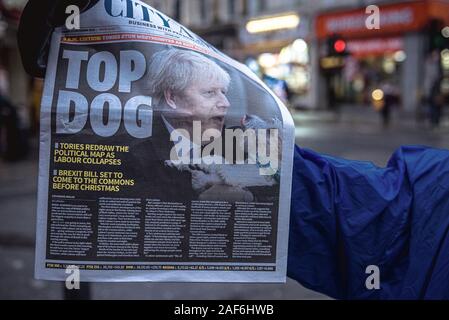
(333, 50), (406, 105)
(244, 38), (311, 105)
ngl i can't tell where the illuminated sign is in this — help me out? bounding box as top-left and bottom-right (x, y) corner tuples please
(246, 14), (300, 34)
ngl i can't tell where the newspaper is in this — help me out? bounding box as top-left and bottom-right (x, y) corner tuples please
(35, 0), (295, 282)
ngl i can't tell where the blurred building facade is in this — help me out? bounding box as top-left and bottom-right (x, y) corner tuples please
(145, 0), (449, 113)
(0, 0), (447, 124)
(316, 0), (449, 113)
(144, 0), (318, 108)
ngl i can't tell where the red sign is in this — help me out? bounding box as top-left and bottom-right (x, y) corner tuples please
(316, 0), (449, 39)
(347, 37), (403, 57)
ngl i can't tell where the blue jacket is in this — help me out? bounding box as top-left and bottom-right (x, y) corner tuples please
(288, 145), (449, 299)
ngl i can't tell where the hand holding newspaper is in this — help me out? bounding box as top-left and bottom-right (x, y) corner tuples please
(25, 0), (294, 282)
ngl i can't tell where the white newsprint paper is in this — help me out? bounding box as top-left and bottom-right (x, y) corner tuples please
(35, 0), (294, 282)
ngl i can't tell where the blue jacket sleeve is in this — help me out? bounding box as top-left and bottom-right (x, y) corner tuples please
(287, 145), (449, 299)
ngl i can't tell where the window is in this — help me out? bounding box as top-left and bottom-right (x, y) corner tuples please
(228, 0), (236, 16)
(213, 0), (220, 23)
(150, 0), (161, 11)
(200, 0), (207, 22)
(174, 0), (181, 21)
(242, 0), (248, 16)
(256, 0), (266, 13)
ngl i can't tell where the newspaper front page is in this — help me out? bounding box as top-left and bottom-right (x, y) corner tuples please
(35, 0), (295, 282)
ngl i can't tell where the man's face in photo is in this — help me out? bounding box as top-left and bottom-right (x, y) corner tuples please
(168, 74), (230, 133)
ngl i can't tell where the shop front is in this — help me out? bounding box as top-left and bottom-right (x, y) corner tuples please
(239, 12), (312, 108)
(316, 0), (449, 112)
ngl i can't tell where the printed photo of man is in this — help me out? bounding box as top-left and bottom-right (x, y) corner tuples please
(147, 48), (231, 143)
(133, 47), (278, 202)
(133, 48), (247, 201)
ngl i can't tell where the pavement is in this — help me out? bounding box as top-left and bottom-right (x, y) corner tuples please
(294, 105), (449, 165)
(1, 104), (448, 300)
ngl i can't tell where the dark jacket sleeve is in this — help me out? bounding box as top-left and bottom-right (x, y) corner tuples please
(287, 145), (449, 299)
(18, 0), (99, 77)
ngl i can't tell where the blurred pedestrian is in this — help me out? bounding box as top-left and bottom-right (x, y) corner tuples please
(379, 82), (399, 127)
(327, 81), (338, 115)
(0, 94), (28, 161)
(429, 76), (444, 128)
(423, 50), (443, 127)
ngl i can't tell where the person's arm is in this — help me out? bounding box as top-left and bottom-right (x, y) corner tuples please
(288, 145), (449, 299)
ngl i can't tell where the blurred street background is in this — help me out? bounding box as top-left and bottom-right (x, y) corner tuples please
(1, 0), (449, 299)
